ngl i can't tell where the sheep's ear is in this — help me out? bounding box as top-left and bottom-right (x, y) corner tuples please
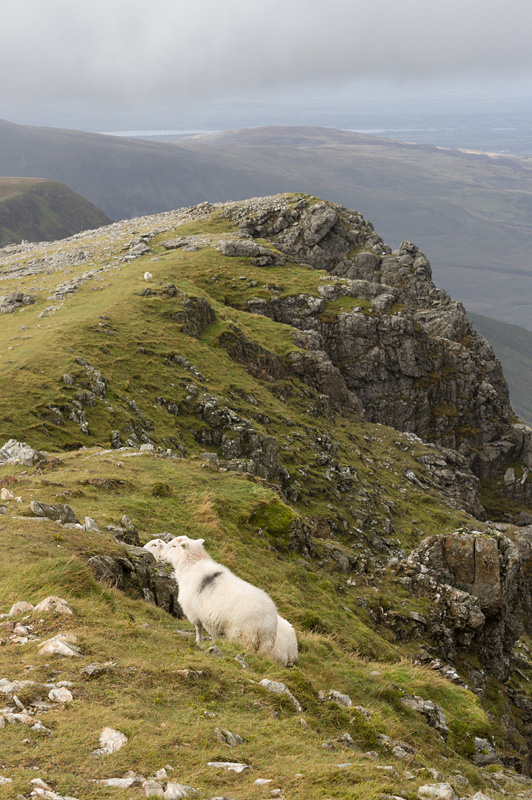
(197, 538), (205, 545)
(180, 540), (188, 548)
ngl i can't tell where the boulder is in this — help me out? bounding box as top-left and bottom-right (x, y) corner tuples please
(30, 501), (79, 525)
(0, 439), (43, 466)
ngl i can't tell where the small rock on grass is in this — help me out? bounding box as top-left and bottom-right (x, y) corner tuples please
(91, 727), (128, 756)
(38, 633), (80, 657)
(48, 687), (73, 703)
(259, 679), (302, 712)
(417, 784), (458, 800)
(8, 601), (34, 616)
(207, 762), (249, 773)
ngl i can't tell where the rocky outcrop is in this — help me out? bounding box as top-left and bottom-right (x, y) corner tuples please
(87, 545), (182, 617)
(192, 393), (286, 482)
(217, 195), (521, 483)
(398, 530), (528, 680)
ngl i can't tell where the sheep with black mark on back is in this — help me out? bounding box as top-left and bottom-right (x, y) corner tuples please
(160, 535), (278, 655)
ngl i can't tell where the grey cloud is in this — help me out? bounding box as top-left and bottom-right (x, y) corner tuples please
(2, 0), (532, 106)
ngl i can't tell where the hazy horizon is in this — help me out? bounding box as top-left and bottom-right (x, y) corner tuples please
(2, 0), (532, 150)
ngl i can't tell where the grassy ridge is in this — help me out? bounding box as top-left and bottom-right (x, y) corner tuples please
(0, 201), (531, 797)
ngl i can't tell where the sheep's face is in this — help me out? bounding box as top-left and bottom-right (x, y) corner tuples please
(143, 538), (167, 561)
(161, 535), (207, 569)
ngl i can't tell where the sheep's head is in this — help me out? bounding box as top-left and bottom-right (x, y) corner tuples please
(143, 538), (168, 561)
(161, 535), (207, 569)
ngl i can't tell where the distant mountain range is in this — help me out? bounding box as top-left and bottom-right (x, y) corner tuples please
(1, 119), (532, 330)
(0, 177), (111, 246)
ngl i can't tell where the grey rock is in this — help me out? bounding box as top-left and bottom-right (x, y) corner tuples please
(400, 693), (449, 740)
(0, 439), (43, 466)
(401, 530), (526, 680)
(328, 690), (352, 708)
(86, 546), (182, 617)
(214, 238), (284, 266)
(214, 728), (243, 746)
(30, 501), (79, 525)
(472, 736), (501, 766)
(259, 679), (303, 712)
(417, 784), (458, 800)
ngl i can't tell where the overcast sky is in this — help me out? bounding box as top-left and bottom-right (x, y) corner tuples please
(2, 0), (532, 128)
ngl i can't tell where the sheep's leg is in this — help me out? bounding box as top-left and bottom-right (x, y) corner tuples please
(195, 623), (204, 647)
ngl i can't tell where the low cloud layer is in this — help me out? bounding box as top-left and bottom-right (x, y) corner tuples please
(3, 0), (532, 108)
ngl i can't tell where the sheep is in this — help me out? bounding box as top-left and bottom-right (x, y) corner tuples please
(144, 271), (153, 282)
(273, 614), (298, 667)
(143, 538), (167, 560)
(160, 535), (278, 655)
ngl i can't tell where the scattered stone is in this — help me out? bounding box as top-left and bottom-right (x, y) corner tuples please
(377, 766), (401, 779)
(417, 784), (458, 800)
(0, 487), (14, 500)
(84, 516), (101, 532)
(34, 596), (73, 616)
(30, 787), (79, 800)
(254, 779), (273, 786)
(354, 705), (372, 721)
(327, 689), (352, 707)
(143, 780), (165, 798)
(215, 728), (243, 746)
(38, 633), (80, 657)
(91, 726), (128, 756)
(400, 693), (449, 740)
(472, 736), (501, 766)
(259, 679), (303, 712)
(8, 600), (35, 616)
(48, 687), (73, 703)
(235, 654), (249, 669)
(30, 501), (79, 524)
(207, 762), (249, 773)
(339, 732), (357, 748)
(79, 661), (117, 678)
(0, 776), (12, 785)
(164, 783), (199, 799)
(31, 720), (52, 734)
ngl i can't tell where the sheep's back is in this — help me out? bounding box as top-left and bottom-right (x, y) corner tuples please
(179, 561), (278, 650)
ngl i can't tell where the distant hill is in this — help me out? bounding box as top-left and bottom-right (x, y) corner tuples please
(468, 311), (532, 426)
(3, 120), (532, 329)
(177, 126), (532, 330)
(0, 177), (111, 246)
(0, 118), (281, 221)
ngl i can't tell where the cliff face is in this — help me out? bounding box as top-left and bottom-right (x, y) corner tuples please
(218, 195), (516, 480)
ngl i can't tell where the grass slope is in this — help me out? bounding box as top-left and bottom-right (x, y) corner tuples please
(0, 200), (531, 798)
(0, 178), (111, 246)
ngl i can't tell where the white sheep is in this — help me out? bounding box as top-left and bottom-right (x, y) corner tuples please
(160, 535), (278, 655)
(273, 614), (298, 667)
(143, 538), (167, 560)
(144, 271), (153, 282)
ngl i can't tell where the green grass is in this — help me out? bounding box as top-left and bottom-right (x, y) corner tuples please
(0, 452), (501, 798)
(0, 199), (530, 798)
